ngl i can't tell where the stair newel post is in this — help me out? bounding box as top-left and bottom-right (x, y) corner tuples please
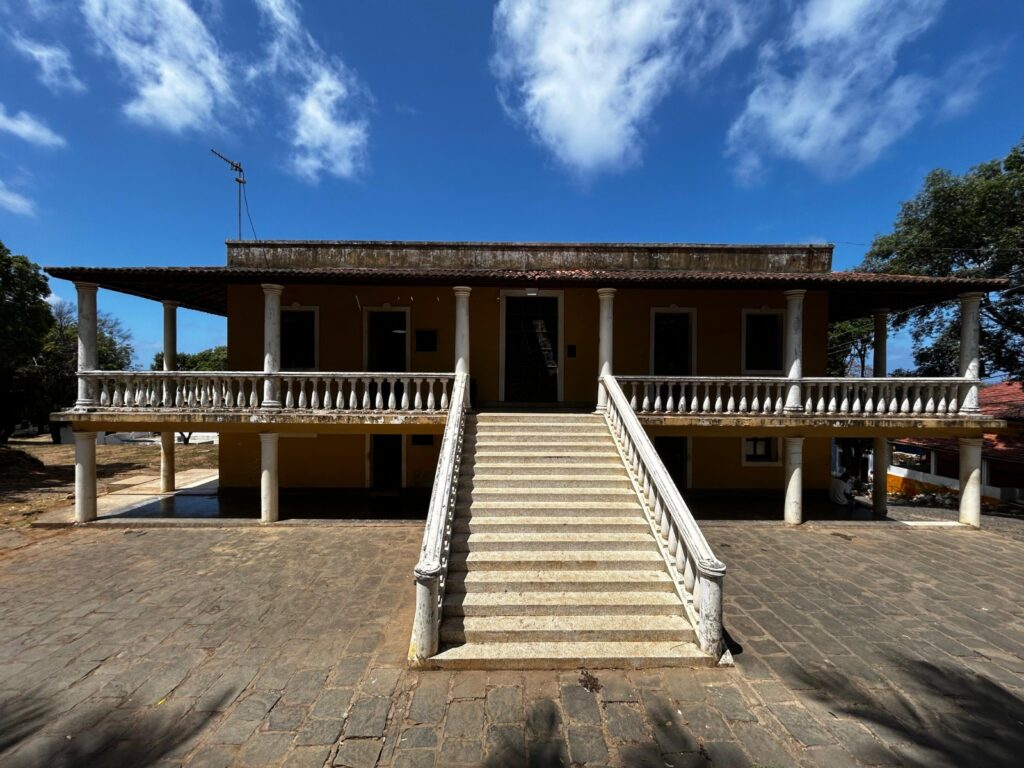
(696, 557), (726, 658)
(410, 568), (440, 666)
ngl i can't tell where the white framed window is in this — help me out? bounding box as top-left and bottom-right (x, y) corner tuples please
(741, 309), (784, 374)
(281, 306), (319, 371)
(649, 307), (696, 375)
(742, 437), (781, 466)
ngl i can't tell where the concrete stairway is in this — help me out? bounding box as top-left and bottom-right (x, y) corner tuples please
(430, 411), (707, 669)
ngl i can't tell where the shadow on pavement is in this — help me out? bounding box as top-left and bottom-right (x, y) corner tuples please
(793, 654), (1024, 768)
(0, 688), (231, 768)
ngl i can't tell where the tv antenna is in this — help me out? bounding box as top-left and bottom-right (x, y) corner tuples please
(211, 149), (257, 240)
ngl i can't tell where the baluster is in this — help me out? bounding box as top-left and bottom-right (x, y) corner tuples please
(925, 386), (935, 414)
(886, 386), (897, 414)
(440, 379), (450, 410)
(413, 379), (423, 410)
(207, 378), (218, 408)
(183, 379), (193, 407)
(693, 576), (702, 615)
(774, 384), (785, 413)
(714, 384), (723, 413)
(839, 384), (849, 414)
(667, 524), (677, 557)
(899, 386), (910, 414)
(863, 384), (874, 414)
(361, 378), (372, 409)
(426, 378), (436, 410)
(675, 539), (686, 573)
(678, 384), (687, 413)
(384, 378), (395, 410)
(653, 383), (663, 413)
(199, 379), (209, 408)
(750, 385), (761, 413)
(701, 384), (712, 413)
(851, 385), (862, 414)
(310, 378), (321, 409)
(400, 378), (410, 410)
(333, 378), (344, 409)
(665, 383), (675, 413)
(249, 377), (259, 408)
(812, 384), (823, 414)
(936, 386), (948, 414)
(348, 379), (359, 410)
(629, 382), (638, 411)
(641, 384), (651, 412)
(948, 388), (958, 414)
(874, 384), (886, 414)
(283, 377), (294, 408)
(691, 385), (700, 413)
(738, 384), (748, 414)
(298, 378), (309, 409)
(726, 384), (736, 413)
(373, 378), (384, 410)
(912, 386), (923, 414)
(683, 557), (695, 595)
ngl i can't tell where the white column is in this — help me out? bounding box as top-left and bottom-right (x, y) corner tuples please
(75, 283), (99, 407)
(161, 300), (177, 492)
(596, 288), (616, 410)
(958, 437), (982, 527)
(959, 292), (983, 413)
(783, 290), (805, 411)
(262, 284), (284, 408)
(74, 431), (97, 523)
(784, 436), (804, 525)
(260, 432), (279, 523)
(872, 437), (888, 517)
(453, 286), (471, 376)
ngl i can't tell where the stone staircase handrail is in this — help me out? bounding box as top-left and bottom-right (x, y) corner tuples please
(409, 371), (470, 666)
(600, 374), (727, 660)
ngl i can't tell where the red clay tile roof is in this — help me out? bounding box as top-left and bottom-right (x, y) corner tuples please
(894, 434), (1024, 464)
(980, 381), (1024, 421)
(44, 264), (1007, 318)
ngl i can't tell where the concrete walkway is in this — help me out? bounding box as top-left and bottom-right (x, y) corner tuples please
(0, 523), (1021, 767)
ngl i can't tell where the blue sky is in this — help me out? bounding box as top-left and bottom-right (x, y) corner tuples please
(0, 0), (1021, 368)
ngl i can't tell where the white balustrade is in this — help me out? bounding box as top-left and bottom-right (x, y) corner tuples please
(79, 371), (455, 413)
(617, 376), (970, 418)
(409, 372), (469, 666)
(601, 375), (727, 659)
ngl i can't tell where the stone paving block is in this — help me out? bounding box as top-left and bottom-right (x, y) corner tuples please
(186, 743), (240, 768)
(438, 737), (483, 765)
(283, 669), (330, 706)
(729, 720), (796, 767)
(707, 686), (757, 722)
(444, 699), (485, 740)
(238, 731), (294, 766)
(679, 704), (733, 743)
(398, 725), (439, 749)
(361, 667), (402, 697)
(331, 657), (371, 688)
(769, 703), (834, 747)
(560, 683), (600, 724)
(450, 671), (488, 699)
(310, 687), (353, 720)
(407, 674), (449, 724)
(605, 701), (647, 742)
(266, 703), (308, 731)
(486, 723), (527, 764)
(525, 698), (563, 741)
(703, 741), (751, 768)
(594, 671), (638, 703)
(344, 696), (391, 739)
(486, 685), (524, 724)
(295, 716), (343, 746)
(567, 724), (609, 765)
(282, 745), (333, 768)
(527, 737), (571, 767)
(392, 750), (436, 768)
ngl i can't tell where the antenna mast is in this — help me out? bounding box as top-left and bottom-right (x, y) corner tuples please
(211, 149), (246, 239)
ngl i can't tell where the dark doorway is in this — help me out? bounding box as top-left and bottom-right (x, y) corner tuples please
(654, 436), (688, 490)
(504, 295), (559, 402)
(371, 435), (403, 490)
(652, 311), (693, 375)
(367, 310), (408, 371)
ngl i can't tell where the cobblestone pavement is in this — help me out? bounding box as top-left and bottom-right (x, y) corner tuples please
(0, 521), (1021, 768)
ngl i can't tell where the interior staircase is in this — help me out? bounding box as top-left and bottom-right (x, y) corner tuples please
(430, 410), (709, 669)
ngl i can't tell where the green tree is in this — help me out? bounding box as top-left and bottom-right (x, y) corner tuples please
(861, 140), (1024, 380)
(151, 345), (227, 371)
(0, 242), (53, 441)
(827, 317), (874, 377)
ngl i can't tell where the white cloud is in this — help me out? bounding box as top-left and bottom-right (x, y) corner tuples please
(727, 0), (947, 182)
(11, 34), (86, 93)
(492, 0), (761, 176)
(0, 179), (35, 216)
(81, 0), (233, 133)
(0, 103), (66, 147)
(938, 48), (999, 120)
(252, 0), (369, 182)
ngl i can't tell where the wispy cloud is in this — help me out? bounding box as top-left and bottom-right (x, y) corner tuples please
(0, 179), (35, 216)
(251, 0), (369, 182)
(10, 33), (86, 93)
(938, 47), (1000, 120)
(0, 102), (66, 147)
(727, 0), (950, 182)
(491, 0), (761, 177)
(81, 0), (233, 133)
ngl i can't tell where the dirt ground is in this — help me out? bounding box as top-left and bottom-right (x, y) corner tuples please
(0, 437), (217, 531)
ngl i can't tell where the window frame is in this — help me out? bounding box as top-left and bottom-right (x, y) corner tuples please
(649, 306), (697, 375)
(741, 436), (782, 467)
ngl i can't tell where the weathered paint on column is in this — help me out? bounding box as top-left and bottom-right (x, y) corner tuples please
(75, 283), (99, 407)
(161, 301), (177, 491)
(872, 437), (888, 516)
(597, 288), (616, 410)
(260, 432), (279, 523)
(783, 290), (805, 412)
(409, 572), (440, 666)
(697, 557), (726, 659)
(262, 284), (284, 408)
(74, 431), (97, 523)
(784, 436), (804, 525)
(958, 437), (982, 528)
(453, 286), (471, 377)
(959, 292), (983, 413)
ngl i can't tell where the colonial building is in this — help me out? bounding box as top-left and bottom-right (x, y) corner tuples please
(48, 241), (1005, 668)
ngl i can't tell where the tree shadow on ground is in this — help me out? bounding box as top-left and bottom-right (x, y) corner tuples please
(0, 446), (150, 506)
(0, 688), (230, 768)
(792, 653), (1024, 768)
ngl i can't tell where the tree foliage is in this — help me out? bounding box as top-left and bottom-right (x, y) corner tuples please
(0, 241), (53, 440)
(860, 140), (1024, 380)
(827, 317), (874, 377)
(151, 345), (227, 371)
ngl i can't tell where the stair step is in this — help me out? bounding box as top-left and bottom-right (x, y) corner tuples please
(451, 532), (655, 551)
(463, 460), (625, 472)
(440, 615), (694, 643)
(456, 500), (639, 512)
(468, 444), (615, 455)
(465, 431), (610, 442)
(447, 549), (665, 572)
(471, 414), (604, 424)
(443, 590), (684, 616)
(453, 517), (649, 534)
(446, 570), (674, 593)
(457, 488), (635, 500)
(468, 453), (621, 464)
(430, 641), (710, 670)
(454, 505), (639, 518)
(459, 474), (632, 489)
